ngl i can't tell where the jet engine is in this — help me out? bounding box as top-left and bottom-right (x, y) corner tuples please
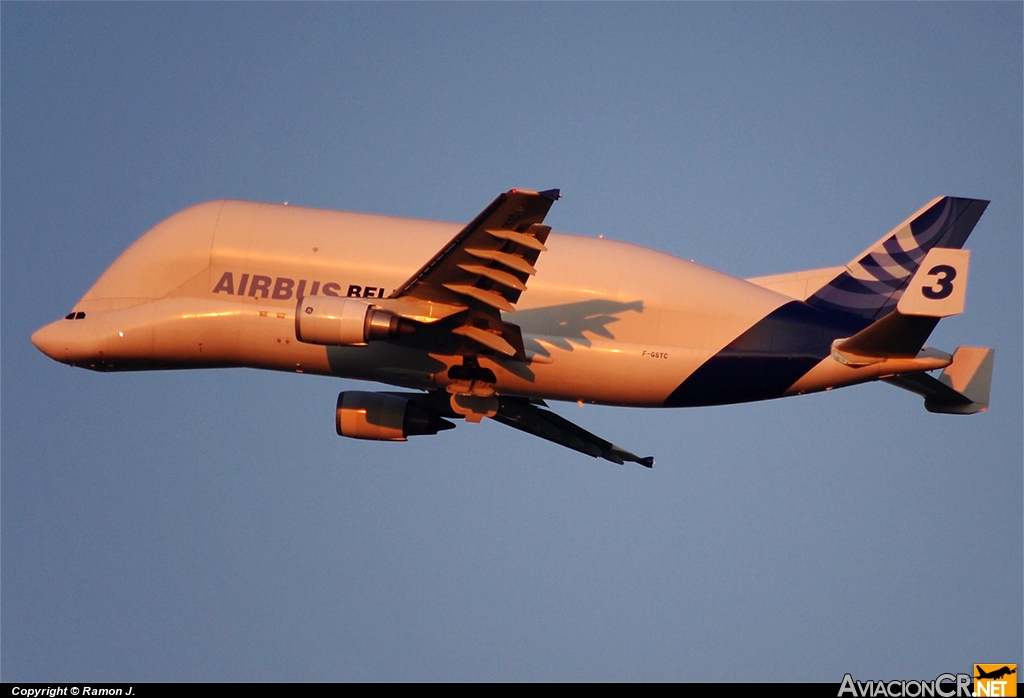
(335, 391), (455, 441)
(295, 296), (414, 346)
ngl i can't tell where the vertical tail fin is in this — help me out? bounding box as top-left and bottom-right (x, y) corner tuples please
(806, 197), (988, 320)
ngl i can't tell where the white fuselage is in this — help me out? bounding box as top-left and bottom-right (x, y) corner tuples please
(32, 200), (938, 407)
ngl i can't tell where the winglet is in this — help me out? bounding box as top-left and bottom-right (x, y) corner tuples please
(621, 450), (655, 468)
(539, 189), (561, 201)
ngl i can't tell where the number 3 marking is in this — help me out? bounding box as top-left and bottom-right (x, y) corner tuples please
(922, 264), (956, 300)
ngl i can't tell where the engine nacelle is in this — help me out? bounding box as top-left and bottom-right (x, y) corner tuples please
(295, 296), (413, 346)
(335, 392), (455, 441)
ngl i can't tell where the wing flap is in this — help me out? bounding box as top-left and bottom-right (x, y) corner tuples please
(442, 284), (517, 313)
(464, 248), (538, 276)
(451, 325), (517, 357)
(485, 225), (550, 251)
(456, 264), (528, 292)
(389, 188), (558, 358)
(391, 189), (556, 310)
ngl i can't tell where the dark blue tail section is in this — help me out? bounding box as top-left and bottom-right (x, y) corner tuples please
(665, 196), (989, 408)
(664, 302), (869, 407)
(806, 197), (988, 320)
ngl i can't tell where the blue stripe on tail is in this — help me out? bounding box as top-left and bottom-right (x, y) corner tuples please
(807, 197), (988, 320)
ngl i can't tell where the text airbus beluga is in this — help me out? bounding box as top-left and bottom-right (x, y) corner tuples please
(32, 189), (994, 466)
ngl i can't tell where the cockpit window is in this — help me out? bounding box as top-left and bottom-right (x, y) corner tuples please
(75, 311), (86, 319)
(65, 313), (75, 320)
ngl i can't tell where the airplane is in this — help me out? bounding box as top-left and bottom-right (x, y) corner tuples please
(31, 189), (994, 468)
(975, 666), (1017, 681)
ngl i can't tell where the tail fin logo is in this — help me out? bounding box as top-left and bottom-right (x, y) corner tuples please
(808, 197), (988, 319)
(897, 247), (969, 318)
(921, 265), (957, 299)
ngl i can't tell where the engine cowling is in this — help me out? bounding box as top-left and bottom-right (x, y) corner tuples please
(295, 296), (413, 346)
(335, 392), (455, 441)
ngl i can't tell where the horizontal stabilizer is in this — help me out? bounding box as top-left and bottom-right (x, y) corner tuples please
(882, 347), (994, 414)
(831, 310), (940, 366)
(492, 397), (654, 467)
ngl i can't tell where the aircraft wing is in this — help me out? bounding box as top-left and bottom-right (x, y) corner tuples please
(493, 397), (655, 467)
(389, 188), (560, 359)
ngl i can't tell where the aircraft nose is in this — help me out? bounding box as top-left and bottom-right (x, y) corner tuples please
(32, 319), (75, 363)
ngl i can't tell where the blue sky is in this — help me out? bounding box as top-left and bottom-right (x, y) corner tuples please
(3, 3), (1021, 681)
